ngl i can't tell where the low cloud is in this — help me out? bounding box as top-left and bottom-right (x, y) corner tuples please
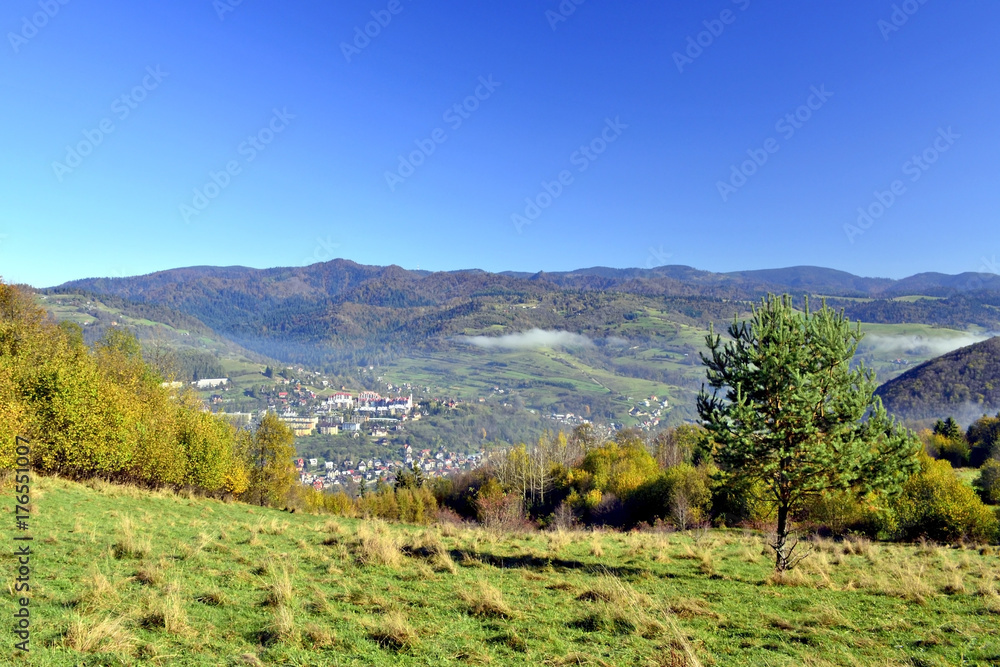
(602, 336), (630, 347)
(460, 329), (594, 350)
(862, 333), (992, 358)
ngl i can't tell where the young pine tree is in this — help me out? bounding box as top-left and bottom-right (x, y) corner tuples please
(698, 295), (920, 571)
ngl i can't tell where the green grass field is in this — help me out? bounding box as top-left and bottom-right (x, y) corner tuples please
(8, 476), (1000, 666)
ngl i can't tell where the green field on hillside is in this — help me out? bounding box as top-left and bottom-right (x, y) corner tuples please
(8, 476), (1000, 666)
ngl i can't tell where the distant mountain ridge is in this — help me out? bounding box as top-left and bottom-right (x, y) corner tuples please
(57, 261), (1000, 300)
(48, 260), (1000, 371)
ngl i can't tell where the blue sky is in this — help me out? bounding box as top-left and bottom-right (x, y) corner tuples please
(1, 0), (998, 287)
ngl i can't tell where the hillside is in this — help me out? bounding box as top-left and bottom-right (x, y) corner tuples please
(41, 262), (1000, 442)
(52, 263), (1000, 364)
(10, 476), (1000, 666)
(876, 336), (1000, 423)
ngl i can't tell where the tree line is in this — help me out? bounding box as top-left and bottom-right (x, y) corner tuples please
(0, 281), (295, 507)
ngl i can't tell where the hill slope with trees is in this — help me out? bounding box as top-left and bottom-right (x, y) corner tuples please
(51, 261), (1000, 369)
(876, 336), (1000, 422)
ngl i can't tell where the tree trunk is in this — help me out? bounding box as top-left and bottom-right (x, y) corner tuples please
(774, 503), (790, 572)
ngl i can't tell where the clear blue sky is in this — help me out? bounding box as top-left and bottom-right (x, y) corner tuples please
(2, 0), (998, 287)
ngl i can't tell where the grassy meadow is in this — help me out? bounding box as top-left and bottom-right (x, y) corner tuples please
(5, 476), (999, 666)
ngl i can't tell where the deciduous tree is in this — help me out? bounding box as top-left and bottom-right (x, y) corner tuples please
(244, 412), (296, 507)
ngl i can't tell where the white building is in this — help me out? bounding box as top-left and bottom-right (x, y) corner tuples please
(193, 378), (229, 390)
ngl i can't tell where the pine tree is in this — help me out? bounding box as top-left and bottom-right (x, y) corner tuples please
(698, 295), (920, 571)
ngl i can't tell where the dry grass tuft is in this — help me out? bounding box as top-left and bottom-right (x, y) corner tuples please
(368, 612), (419, 652)
(113, 515), (151, 560)
(842, 536), (880, 562)
(196, 589), (228, 607)
(260, 605), (298, 646)
(667, 597), (722, 620)
(303, 623), (335, 648)
(356, 521), (403, 568)
(263, 562), (295, 607)
(697, 548), (715, 577)
(974, 575), (1000, 614)
(808, 603), (854, 630)
(459, 581), (515, 619)
(308, 586), (331, 615)
(65, 615), (135, 654)
(547, 529), (571, 553)
(547, 580), (576, 592)
(573, 576), (665, 640)
(546, 653), (615, 667)
(134, 561), (165, 587)
(76, 567), (120, 613)
(590, 532), (605, 558)
(488, 630), (528, 653)
(766, 568), (812, 588)
(140, 591), (190, 635)
(431, 550), (458, 574)
(941, 571), (967, 595)
(859, 559), (934, 604)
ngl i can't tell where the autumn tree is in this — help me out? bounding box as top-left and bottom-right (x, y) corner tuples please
(651, 424), (706, 469)
(698, 295), (919, 571)
(244, 412), (297, 507)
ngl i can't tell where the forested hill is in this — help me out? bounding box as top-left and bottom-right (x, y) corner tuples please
(59, 261), (1000, 302)
(876, 336), (1000, 423)
(49, 261), (1000, 369)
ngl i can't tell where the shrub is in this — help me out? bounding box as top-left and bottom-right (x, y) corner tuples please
(921, 429), (971, 467)
(891, 455), (999, 544)
(975, 459), (1000, 505)
(806, 489), (868, 536)
(664, 464), (712, 529)
(629, 464), (712, 529)
(967, 415), (1000, 467)
(475, 479), (529, 532)
(710, 476), (775, 528)
(579, 435), (659, 499)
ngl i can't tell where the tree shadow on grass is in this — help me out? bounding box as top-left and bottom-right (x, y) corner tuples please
(445, 548), (651, 579)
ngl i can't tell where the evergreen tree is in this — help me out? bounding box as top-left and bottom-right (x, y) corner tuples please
(698, 295), (920, 571)
(411, 463), (426, 489)
(934, 417), (963, 443)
